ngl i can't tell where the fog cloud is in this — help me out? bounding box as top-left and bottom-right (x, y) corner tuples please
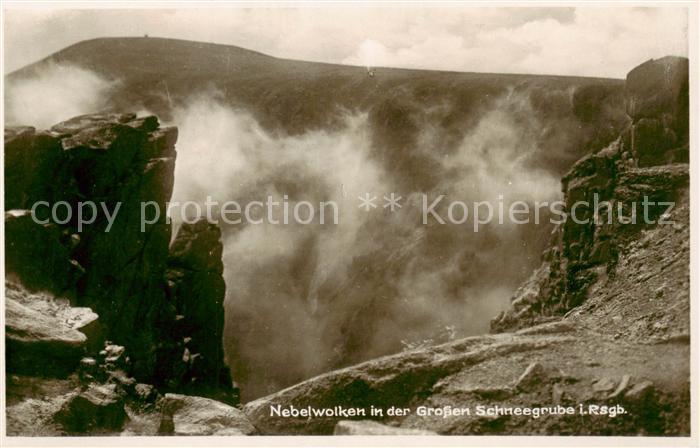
(4, 63), (115, 129)
(165, 83), (582, 399)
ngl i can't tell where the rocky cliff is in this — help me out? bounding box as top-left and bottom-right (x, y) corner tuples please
(5, 114), (237, 434)
(491, 56), (689, 332)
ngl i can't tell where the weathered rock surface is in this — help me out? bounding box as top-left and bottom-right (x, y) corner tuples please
(6, 375), (78, 436)
(5, 114), (237, 436)
(4, 113), (233, 399)
(55, 383), (127, 434)
(491, 57), (689, 332)
(244, 332), (574, 434)
(243, 326), (688, 435)
(160, 219), (234, 403)
(334, 420), (437, 435)
(158, 393), (257, 436)
(5, 282), (98, 376)
(624, 57), (688, 167)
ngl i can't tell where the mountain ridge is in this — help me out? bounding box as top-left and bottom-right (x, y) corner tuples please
(7, 36), (626, 82)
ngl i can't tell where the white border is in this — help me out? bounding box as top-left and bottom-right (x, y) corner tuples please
(1, 1), (697, 447)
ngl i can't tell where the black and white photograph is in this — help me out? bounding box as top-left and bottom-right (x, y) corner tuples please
(1, 2), (696, 445)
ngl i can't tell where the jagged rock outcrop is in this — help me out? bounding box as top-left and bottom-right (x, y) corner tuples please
(4, 113), (178, 381)
(159, 219), (235, 403)
(491, 57), (689, 331)
(5, 113), (236, 435)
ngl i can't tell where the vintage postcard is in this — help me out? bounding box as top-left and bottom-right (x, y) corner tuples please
(1, 2), (696, 446)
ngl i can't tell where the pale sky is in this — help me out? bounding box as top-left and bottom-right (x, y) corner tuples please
(2, 6), (689, 77)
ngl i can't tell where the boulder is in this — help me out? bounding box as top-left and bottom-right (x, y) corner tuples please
(78, 357), (99, 381)
(54, 383), (126, 433)
(157, 393), (256, 436)
(5, 282), (96, 376)
(134, 383), (158, 403)
(333, 420), (437, 435)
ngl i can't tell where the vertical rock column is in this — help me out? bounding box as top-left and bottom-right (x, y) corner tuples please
(163, 219), (236, 404)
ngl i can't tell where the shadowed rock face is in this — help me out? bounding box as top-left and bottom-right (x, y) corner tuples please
(624, 56), (689, 167)
(160, 219), (234, 403)
(4, 113), (233, 402)
(491, 57), (689, 331)
(4, 210), (83, 296)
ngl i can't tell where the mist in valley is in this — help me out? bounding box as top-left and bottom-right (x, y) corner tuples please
(4, 60), (627, 400)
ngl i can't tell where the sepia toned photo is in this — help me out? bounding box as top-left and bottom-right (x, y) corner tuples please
(1, 2), (696, 446)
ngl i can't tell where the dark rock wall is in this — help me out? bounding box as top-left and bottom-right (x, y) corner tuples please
(4, 113), (235, 403)
(625, 56), (689, 167)
(160, 219), (235, 403)
(492, 57), (689, 332)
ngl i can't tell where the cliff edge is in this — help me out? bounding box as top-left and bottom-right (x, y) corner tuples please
(5, 114), (240, 435)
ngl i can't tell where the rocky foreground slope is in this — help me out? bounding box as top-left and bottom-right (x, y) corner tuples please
(4, 56), (690, 436)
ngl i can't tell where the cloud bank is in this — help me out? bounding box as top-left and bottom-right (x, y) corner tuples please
(4, 63), (114, 128)
(165, 83), (592, 399)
